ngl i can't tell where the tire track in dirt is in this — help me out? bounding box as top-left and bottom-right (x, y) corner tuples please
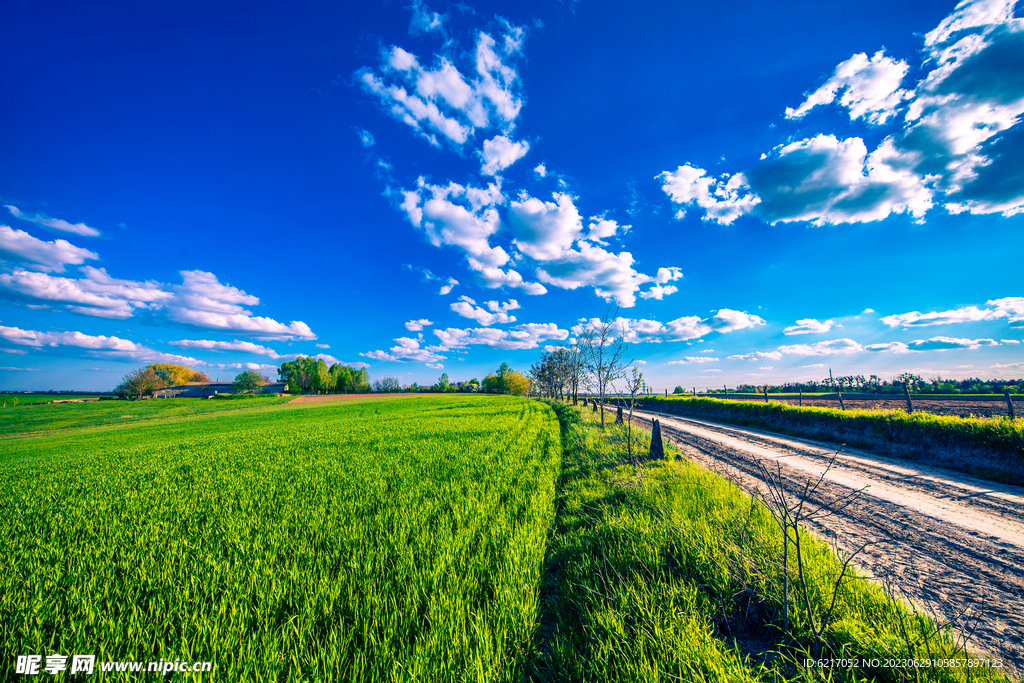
(606, 405), (1024, 676)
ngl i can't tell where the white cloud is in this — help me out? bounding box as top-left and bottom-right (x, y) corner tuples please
(409, 0), (445, 34)
(0, 268), (171, 319)
(668, 356), (719, 364)
(784, 318), (837, 335)
(358, 26), (524, 148)
(585, 217), (627, 245)
(1002, 339), (1021, 344)
(658, 165), (761, 226)
(576, 309), (764, 344)
(439, 277), (459, 295)
(405, 318), (433, 331)
(803, 363), (826, 368)
(361, 334), (447, 363)
(0, 325), (200, 365)
(907, 336), (999, 351)
(759, 366), (774, 370)
(0, 225), (99, 272)
(167, 271), (316, 340)
(6, 205), (100, 237)
(633, 360), (647, 364)
(433, 321), (568, 350)
(507, 192), (583, 260)
(450, 296), (519, 325)
(661, 0), (1024, 224)
(785, 50), (910, 124)
(881, 297), (1024, 327)
(316, 343), (331, 349)
(702, 368), (721, 373)
(479, 135), (529, 175)
(534, 164), (547, 178)
(865, 341), (911, 353)
(167, 339), (285, 359)
(728, 351), (783, 361)
(425, 362), (444, 369)
(355, 128), (376, 147)
(778, 338), (864, 355)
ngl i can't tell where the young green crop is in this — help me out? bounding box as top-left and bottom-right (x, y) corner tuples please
(0, 395), (560, 682)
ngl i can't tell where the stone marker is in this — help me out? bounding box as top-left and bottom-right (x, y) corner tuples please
(650, 419), (664, 460)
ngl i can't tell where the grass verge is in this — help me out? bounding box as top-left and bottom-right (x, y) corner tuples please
(637, 396), (1024, 485)
(522, 401), (1012, 683)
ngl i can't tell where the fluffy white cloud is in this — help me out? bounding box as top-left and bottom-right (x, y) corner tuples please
(907, 336), (999, 351)
(450, 296), (519, 325)
(316, 343), (331, 349)
(575, 309), (764, 344)
(507, 192), (583, 260)
(778, 338), (864, 355)
(663, 0), (1024, 224)
(585, 217), (627, 245)
(439, 277), (459, 295)
(534, 164), (547, 178)
(6, 205), (100, 237)
(167, 271), (315, 340)
(405, 319), (433, 331)
(785, 50), (910, 124)
(167, 339), (285, 359)
(361, 334), (447, 363)
(865, 341), (911, 353)
(0, 268), (170, 319)
(358, 26), (524, 148)
(668, 356), (719, 364)
(433, 321), (567, 350)
(881, 297), (1024, 327)
(658, 166), (761, 225)
(784, 318), (837, 335)
(0, 325), (200, 365)
(409, 0), (445, 34)
(728, 351), (783, 361)
(0, 226), (98, 272)
(479, 135), (529, 175)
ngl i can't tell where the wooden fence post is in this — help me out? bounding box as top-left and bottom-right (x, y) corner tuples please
(724, 385), (728, 398)
(904, 384), (914, 414)
(799, 391), (802, 406)
(616, 404), (623, 424)
(838, 392), (845, 410)
(1006, 391), (1016, 420)
(763, 386), (769, 403)
(650, 419), (664, 459)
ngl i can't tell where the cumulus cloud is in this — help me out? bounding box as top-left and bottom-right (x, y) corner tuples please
(6, 205), (100, 237)
(355, 128), (376, 147)
(728, 351), (783, 361)
(167, 339), (285, 359)
(167, 271), (316, 340)
(778, 338), (864, 355)
(316, 343), (331, 349)
(585, 217), (628, 245)
(358, 25), (525, 148)
(881, 297), (1024, 327)
(439, 277), (459, 295)
(785, 50), (911, 124)
(668, 356), (719, 364)
(534, 164), (547, 178)
(784, 318), (837, 335)
(0, 267), (171, 319)
(0, 325), (200, 365)
(433, 321), (567, 350)
(405, 318), (433, 331)
(409, 0), (445, 34)
(0, 225), (99, 272)
(361, 334), (447, 363)
(661, 0), (1024, 224)
(0, 267), (313, 339)
(865, 341), (911, 353)
(575, 309), (764, 344)
(907, 336), (999, 351)
(450, 296), (519, 325)
(479, 135), (529, 175)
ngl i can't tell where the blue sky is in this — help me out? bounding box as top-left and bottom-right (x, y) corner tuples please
(1, 0), (1022, 392)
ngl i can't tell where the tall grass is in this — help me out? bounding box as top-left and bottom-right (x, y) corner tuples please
(1, 395), (559, 681)
(524, 402), (1011, 683)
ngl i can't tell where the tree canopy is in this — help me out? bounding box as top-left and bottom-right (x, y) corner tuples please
(148, 363), (209, 386)
(233, 370), (269, 394)
(115, 368), (164, 399)
(278, 356), (370, 394)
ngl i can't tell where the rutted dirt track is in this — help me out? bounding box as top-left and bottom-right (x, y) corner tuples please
(609, 406), (1024, 675)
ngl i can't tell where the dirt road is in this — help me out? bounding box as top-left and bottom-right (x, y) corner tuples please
(613, 406), (1024, 675)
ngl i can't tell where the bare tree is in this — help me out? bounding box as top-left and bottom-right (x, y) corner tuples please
(583, 307), (631, 427)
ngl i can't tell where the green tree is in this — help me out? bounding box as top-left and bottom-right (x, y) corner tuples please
(148, 362), (208, 386)
(233, 370), (269, 394)
(116, 368), (165, 399)
(505, 370), (530, 396)
(481, 373), (501, 393)
(1, 395), (19, 407)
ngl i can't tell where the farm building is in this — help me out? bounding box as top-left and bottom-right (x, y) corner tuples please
(152, 382), (287, 398)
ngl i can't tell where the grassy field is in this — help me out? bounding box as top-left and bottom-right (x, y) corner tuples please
(0, 395), (560, 681)
(0, 393), (110, 405)
(1, 395), (1010, 681)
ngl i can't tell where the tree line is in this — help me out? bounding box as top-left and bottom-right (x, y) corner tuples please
(368, 363), (531, 395)
(277, 357), (371, 394)
(729, 373), (1024, 395)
